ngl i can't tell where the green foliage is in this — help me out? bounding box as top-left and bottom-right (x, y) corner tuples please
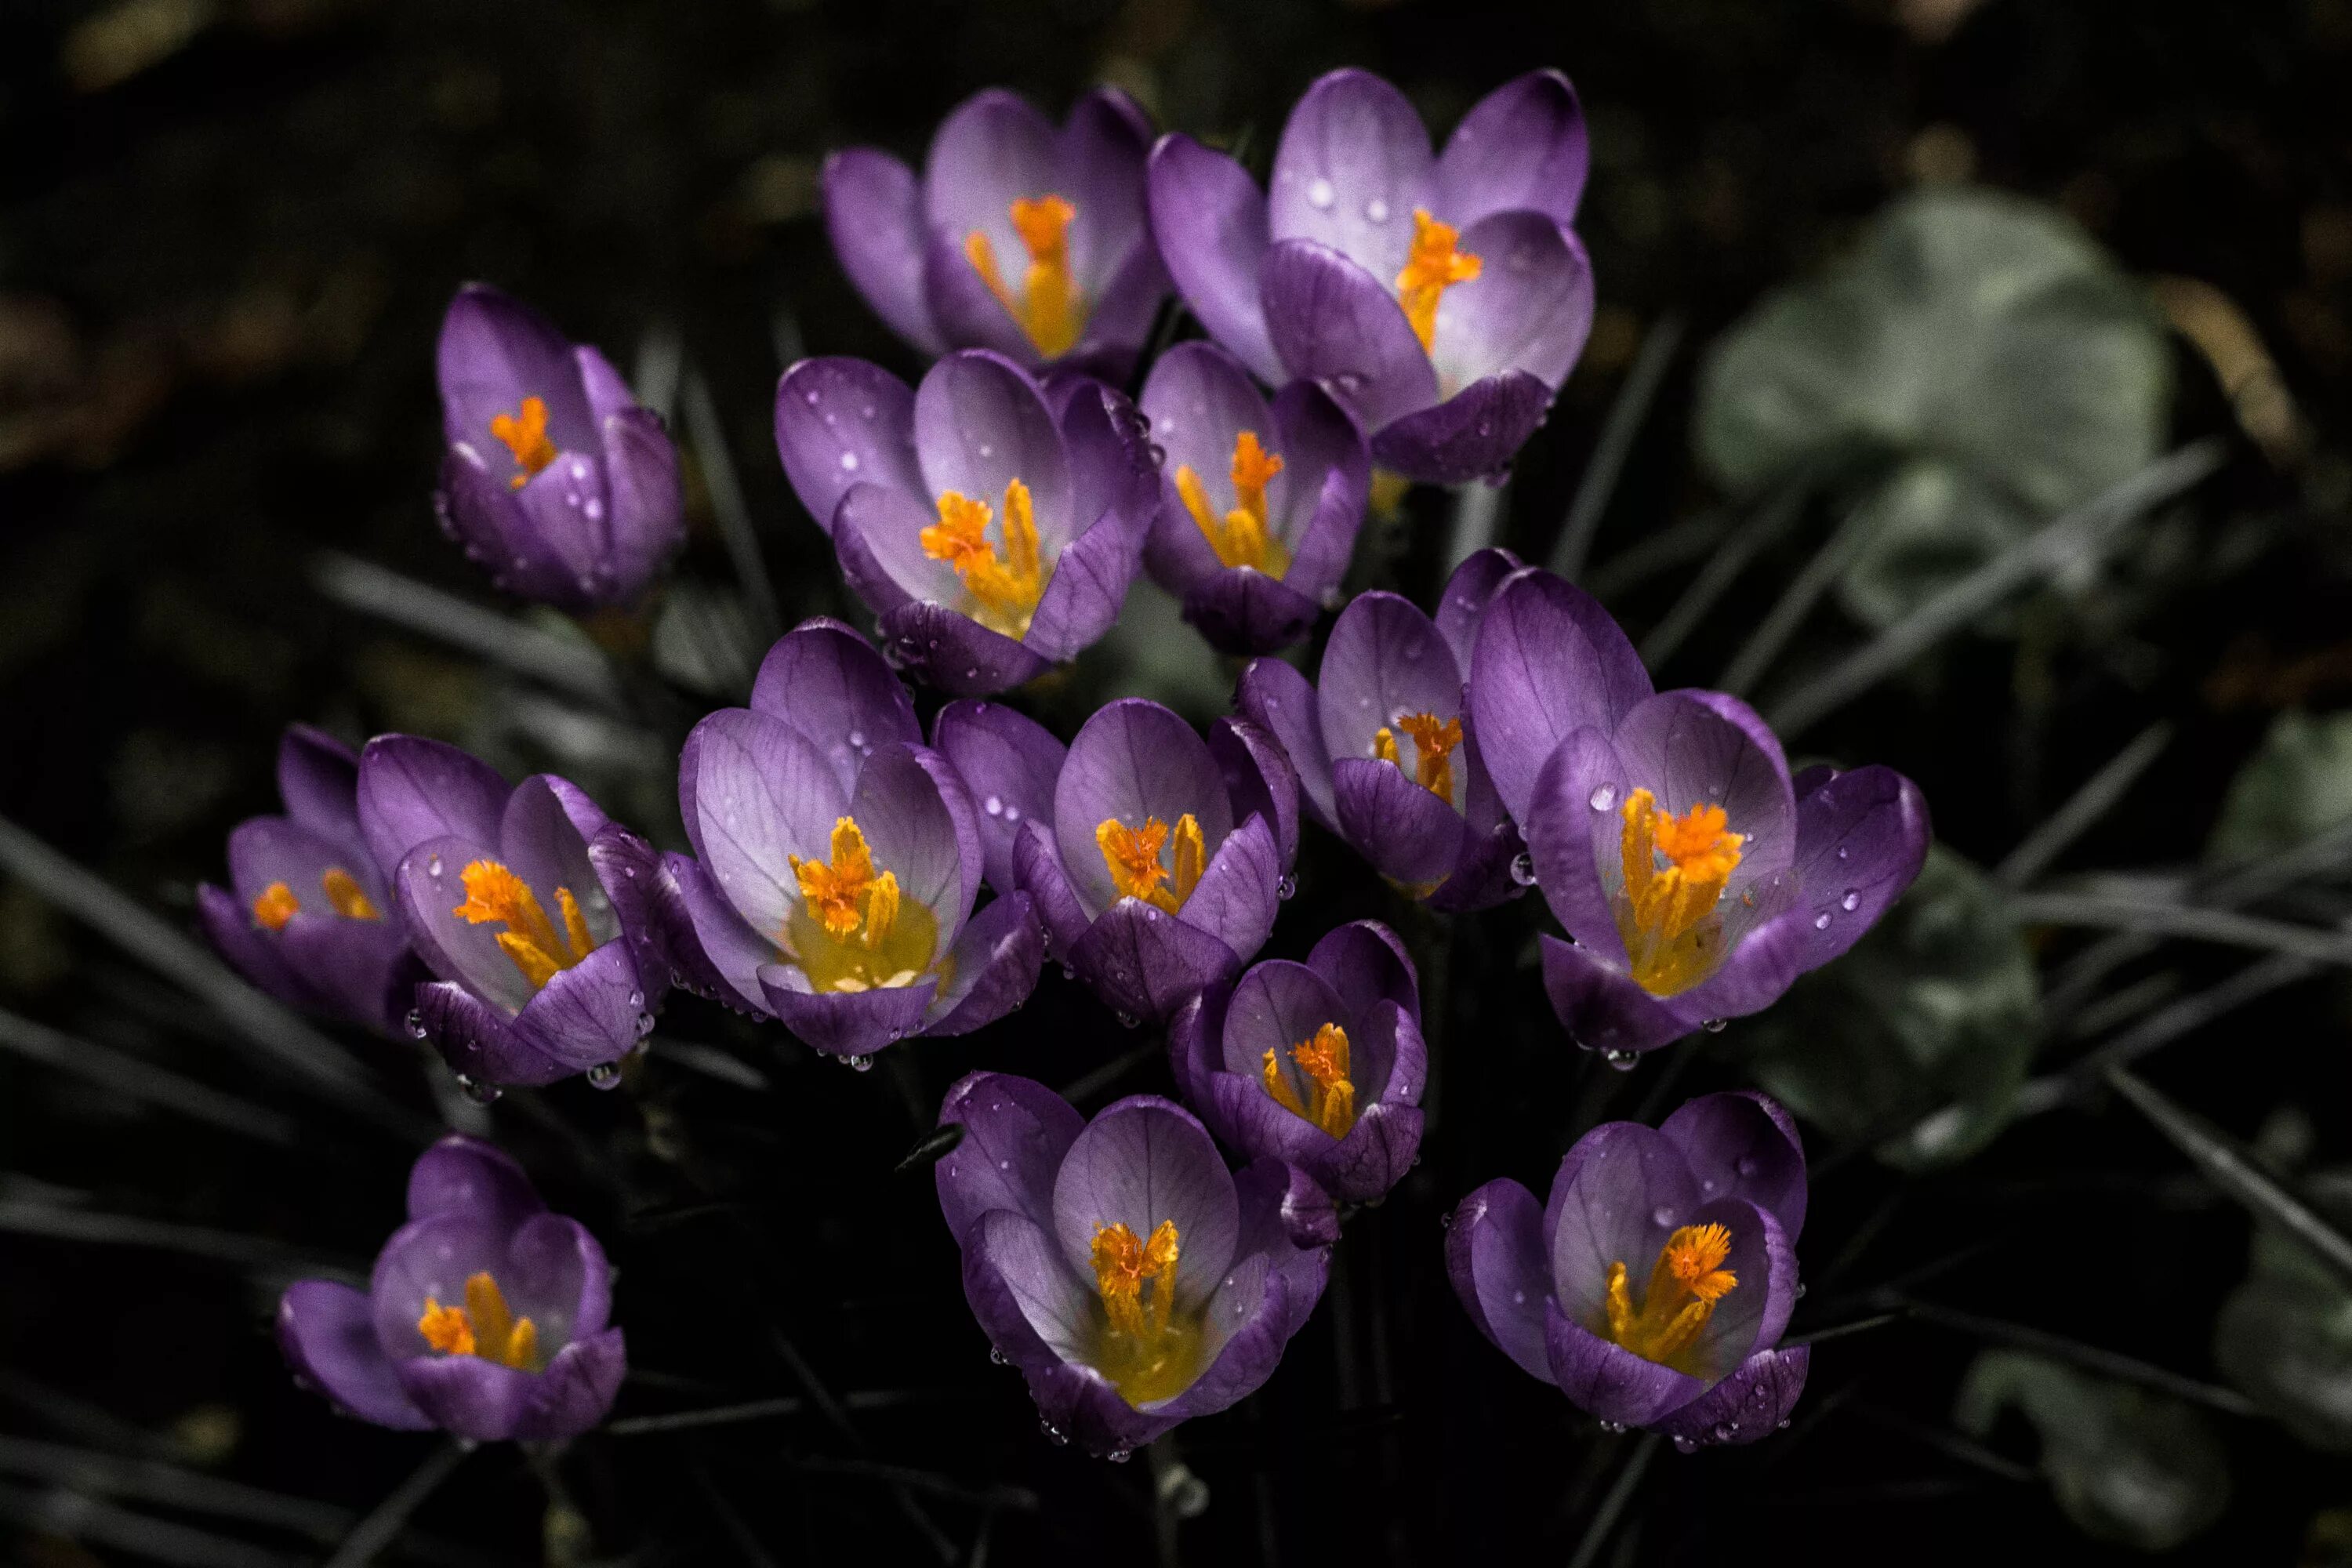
(2213, 1171), (2352, 1452)
(2207, 710), (2352, 864)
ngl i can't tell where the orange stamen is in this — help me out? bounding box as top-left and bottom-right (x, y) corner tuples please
(1599, 1223), (1740, 1370)
(1262, 1022), (1356, 1138)
(920, 480), (1045, 638)
(1615, 788), (1744, 996)
(1175, 430), (1290, 575)
(1395, 209), (1482, 355)
(488, 395), (559, 490)
(452, 860), (592, 991)
(965, 194), (1086, 358)
(416, 1271), (540, 1370)
(320, 866), (382, 921)
(1095, 814), (1206, 916)
(252, 881), (299, 931)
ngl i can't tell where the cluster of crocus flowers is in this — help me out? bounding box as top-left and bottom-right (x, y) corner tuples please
(651, 619), (1043, 1058)
(1138, 342), (1371, 655)
(823, 88), (1168, 379)
(1465, 564), (1930, 1054)
(935, 1073), (1334, 1456)
(198, 725), (423, 1036)
(1170, 921), (1427, 1205)
(358, 736), (663, 1087)
(278, 1137), (624, 1441)
(1240, 547), (1524, 908)
(775, 350), (1157, 695)
(1145, 69), (1595, 485)
(1448, 1092), (1811, 1445)
(433, 285), (684, 611)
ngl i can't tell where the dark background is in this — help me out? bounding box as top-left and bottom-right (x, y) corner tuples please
(5, 0), (2352, 1563)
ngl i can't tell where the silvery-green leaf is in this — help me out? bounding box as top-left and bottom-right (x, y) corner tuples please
(2215, 1171), (2352, 1451)
(2208, 710), (2352, 865)
(1955, 1350), (2231, 1551)
(1835, 457), (2046, 630)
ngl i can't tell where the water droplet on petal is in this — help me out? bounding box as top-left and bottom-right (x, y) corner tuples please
(1735, 1155), (1759, 1178)
(1602, 1047), (1639, 1071)
(1364, 197), (1389, 222)
(848, 1054), (874, 1073)
(1702, 1018), (1727, 1033)
(1841, 891), (1860, 912)
(459, 1075), (503, 1105)
(989, 1347), (1008, 1365)
(1813, 913), (1832, 930)
(839, 451), (859, 471)
(405, 1008), (426, 1039)
(1306, 177), (1335, 209)
(586, 1061), (622, 1090)
(1588, 783), (1617, 812)
(1673, 1435), (1699, 1454)
(426, 855), (444, 877)
(1276, 873), (1298, 900)
(1598, 1420), (1628, 1435)
(1508, 852), (1537, 887)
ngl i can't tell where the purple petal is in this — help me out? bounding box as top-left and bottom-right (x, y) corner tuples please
(1669, 905), (1809, 1024)
(1024, 507), (1138, 663)
(1333, 758), (1468, 890)
(1428, 214), (1592, 394)
(1368, 369), (1554, 485)
(1613, 690), (1795, 893)
(774, 358), (924, 539)
(1166, 989), (1224, 1125)
(1150, 1241), (1324, 1426)
(1055, 88), (1155, 294)
(1543, 1303), (1706, 1428)
(508, 452), (619, 601)
(1208, 717), (1301, 873)
(1205, 1072), (1331, 1170)
(276, 1282), (430, 1430)
(833, 480), (956, 610)
(1308, 919), (1421, 1025)
(821, 150), (945, 355)
(276, 725), (361, 840)
(936, 1069), (1084, 1241)
(678, 708), (848, 941)
(1052, 1095), (1238, 1314)
(597, 406), (685, 601)
(1783, 764), (1932, 972)
(1172, 813), (1280, 971)
(1236, 657), (1334, 829)
(1660, 1091), (1807, 1240)
(1435, 546), (1523, 671)
(1468, 567), (1652, 823)
(1317, 590), (1465, 773)
(1069, 222), (1171, 379)
(1271, 380), (1370, 575)
(762, 971), (938, 1058)
(1218, 960), (1347, 1081)
(1445, 1178), (1555, 1383)
(1539, 935), (1693, 1056)
(667, 852), (774, 1013)
(587, 826), (698, 1003)
(1546, 1120), (1704, 1320)
(923, 90), (1059, 271)
(516, 1328), (626, 1440)
(396, 1355), (539, 1443)
(357, 735), (510, 884)
(1054, 699), (1231, 916)
(1261, 240), (1436, 432)
(1276, 460), (1369, 612)
(875, 601), (1053, 697)
(926, 891), (1044, 1035)
(435, 446), (589, 607)
(196, 884), (309, 1011)
(499, 942), (648, 1079)
(1653, 1345), (1809, 1447)
(1269, 69), (1433, 283)
(920, 227), (1046, 365)
(275, 918), (418, 1036)
(1141, 341), (1283, 539)
(914, 350), (1073, 547)
(1432, 69), (1589, 229)
(1013, 818), (1091, 959)
(436, 284), (593, 458)
(397, 834), (537, 1014)
(1675, 1196), (1797, 1383)
(1058, 378), (1160, 546)
(1069, 900), (1243, 1022)
(1145, 133), (1282, 383)
(932, 700), (1066, 895)
(405, 1134), (540, 1225)
(227, 816), (387, 914)
(1313, 1099), (1423, 1203)
(496, 779), (613, 950)
(1180, 569), (1323, 656)
(851, 742), (979, 940)
(413, 980), (574, 1086)
(966, 1207), (1097, 1367)
(504, 1211), (609, 1341)
(1525, 726), (1634, 966)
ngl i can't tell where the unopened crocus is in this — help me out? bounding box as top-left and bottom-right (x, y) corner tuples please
(1447, 1091), (1810, 1446)
(198, 725), (423, 1035)
(278, 1136), (623, 1440)
(434, 284), (684, 611)
(937, 1073), (1333, 1456)
(1147, 69), (1594, 485)
(1239, 548), (1522, 909)
(1466, 566), (1930, 1054)
(1138, 342), (1370, 654)
(358, 736), (661, 1087)
(1011, 698), (1298, 1022)
(824, 88), (1167, 379)
(775, 350), (1157, 696)
(1170, 921), (1425, 1205)
(654, 619), (1041, 1058)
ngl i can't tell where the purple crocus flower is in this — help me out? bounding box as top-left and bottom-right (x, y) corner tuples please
(647, 619), (1042, 1059)
(1138, 342), (1370, 655)
(1447, 1091), (1810, 1446)
(1146, 69), (1594, 485)
(278, 1135), (623, 1440)
(433, 284), (684, 611)
(1465, 566), (1931, 1054)
(1239, 547), (1522, 909)
(197, 725), (423, 1036)
(357, 736), (662, 1088)
(823, 88), (1167, 379)
(1169, 920), (1426, 1205)
(775, 349), (1157, 697)
(1005, 698), (1298, 1022)
(936, 1073), (1333, 1457)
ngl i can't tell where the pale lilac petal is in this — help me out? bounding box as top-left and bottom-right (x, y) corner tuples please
(932, 700), (1066, 895)
(678, 710), (847, 942)
(1054, 699), (1232, 917)
(1467, 567), (1652, 823)
(1543, 1303), (1705, 1428)
(1446, 1178), (1555, 1383)
(667, 852), (774, 1013)
(1307, 920), (1419, 1022)
(875, 601), (1051, 696)
(1145, 133), (1282, 383)
(357, 735), (510, 883)
(1545, 1120), (1704, 1321)
(914, 350), (1074, 547)
(1332, 757), (1467, 889)
(1428, 213), (1593, 394)
(597, 407), (685, 601)
(822, 149), (945, 355)
(276, 1282), (431, 1430)
(926, 891), (1044, 1035)
(1653, 1345), (1809, 1447)
(749, 617), (921, 788)
(1317, 590), (1465, 780)
(1268, 68), (1434, 282)
(1013, 818), (1091, 958)
(397, 834), (536, 1014)
(1782, 764), (1932, 972)
(1052, 1095), (1238, 1314)
(1208, 716), (1301, 872)
(1261, 240), (1437, 432)
(436, 284), (593, 456)
(1140, 342), (1282, 532)
(1435, 546), (1522, 671)
(1369, 369), (1554, 485)
(1236, 657), (1334, 829)
(1432, 69), (1589, 229)
(923, 90), (1060, 269)
(1024, 508), (1138, 662)
(1661, 1091), (1808, 1241)
(1170, 813), (1279, 970)
(936, 1069), (1083, 1240)
(848, 742), (978, 940)
(1524, 726), (1633, 966)
(763, 971), (938, 1058)
(1613, 690), (1795, 893)
(1070, 900), (1243, 1022)
(920, 229), (1043, 365)
(1055, 87), (1154, 293)
(775, 358), (924, 536)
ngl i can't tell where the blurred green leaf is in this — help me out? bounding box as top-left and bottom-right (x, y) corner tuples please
(2214, 1171), (2352, 1452)
(2207, 710), (2352, 865)
(1955, 1350), (2231, 1551)
(1735, 844), (2037, 1168)
(1697, 188), (2172, 628)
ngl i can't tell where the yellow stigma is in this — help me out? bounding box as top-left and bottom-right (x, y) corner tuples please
(417, 1271), (540, 1371)
(920, 480), (1046, 639)
(784, 815), (939, 995)
(1599, 1223), (1738, 1370)
(1095, 814), (1206, 916)
(1395, 209), (1482, 356)
(321, 866), (382, 921)
(452, 860), (597, 992)
(965, 194), (1087, 358)
(488, 395), (559, 491)
(252, 881), (299, 931)
(1615, 788), (1744, 996)
(1261, 1022), (1356, 1138)
(1090, 1220), (1202, 1406)
(1373, 711), (1464, 805)
(1175, 430), (1290, 576)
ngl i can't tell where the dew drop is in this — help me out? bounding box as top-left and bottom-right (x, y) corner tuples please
(1508, 852), (1537, 887)
(1840, 891), (1860, 912)
(1673, 1435), (1699, 1454)
(1835, 845), (1849, 860)
(1276, 873), (1298, 900)
(989, 1347), (1008, 1366)
(1813, 913), (1832, 930)
(405, 1008), (426, 1040)
(1702, 1017), (1727, 1034)
(1588, 782), (1617, 812)
(459, 1075), (503, 1105)
(1602, 1047), (1639, 1071)
(1438, 1210), (1454, 1229)
(586, 1061), (622, 1091)
(839, 451), (859, 471)
(1652, 1205), (1675, 1227)
(1735, 1155), (1759, 1178)
(1116, 1011), (1141, 1029)
(1003, 805), (1020, 822)
(426, 855), (445, 877)
(1598, 1420), (1628, 1435)
(634, 1012), (656, 1038)
(848, 1054), (874, 1073)
(1364, 197), (1389, 222)
(1106, 1447), (1133, 1464)
(984, 794), (1004, 817)
(626, 989), (644, 1010)
(848, 730), (865, 749)
(1306, 176), (1336, 209)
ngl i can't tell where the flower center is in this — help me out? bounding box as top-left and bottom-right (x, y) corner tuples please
(452, 860), (598, 992)
(1094, 814), (1206, 916)
(1599, 1223), (1740, 1371)
(965, 194), (1087, 358)
(252, 866), (384, 932)
(1616, 788), (1744, 997)
(1090, 1219), (1203, 1406)
(489, 395), (559, 491)
(1175, 430), (1290, 576)
(785, 815), (939, 994)
(1261, 1022), (1356, 1138)
(417, 1270), (541, 1371)
(1373, 711), (1463, 806)
(1395, 209), (1482, 357)
(920, 479), (1047, 639)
